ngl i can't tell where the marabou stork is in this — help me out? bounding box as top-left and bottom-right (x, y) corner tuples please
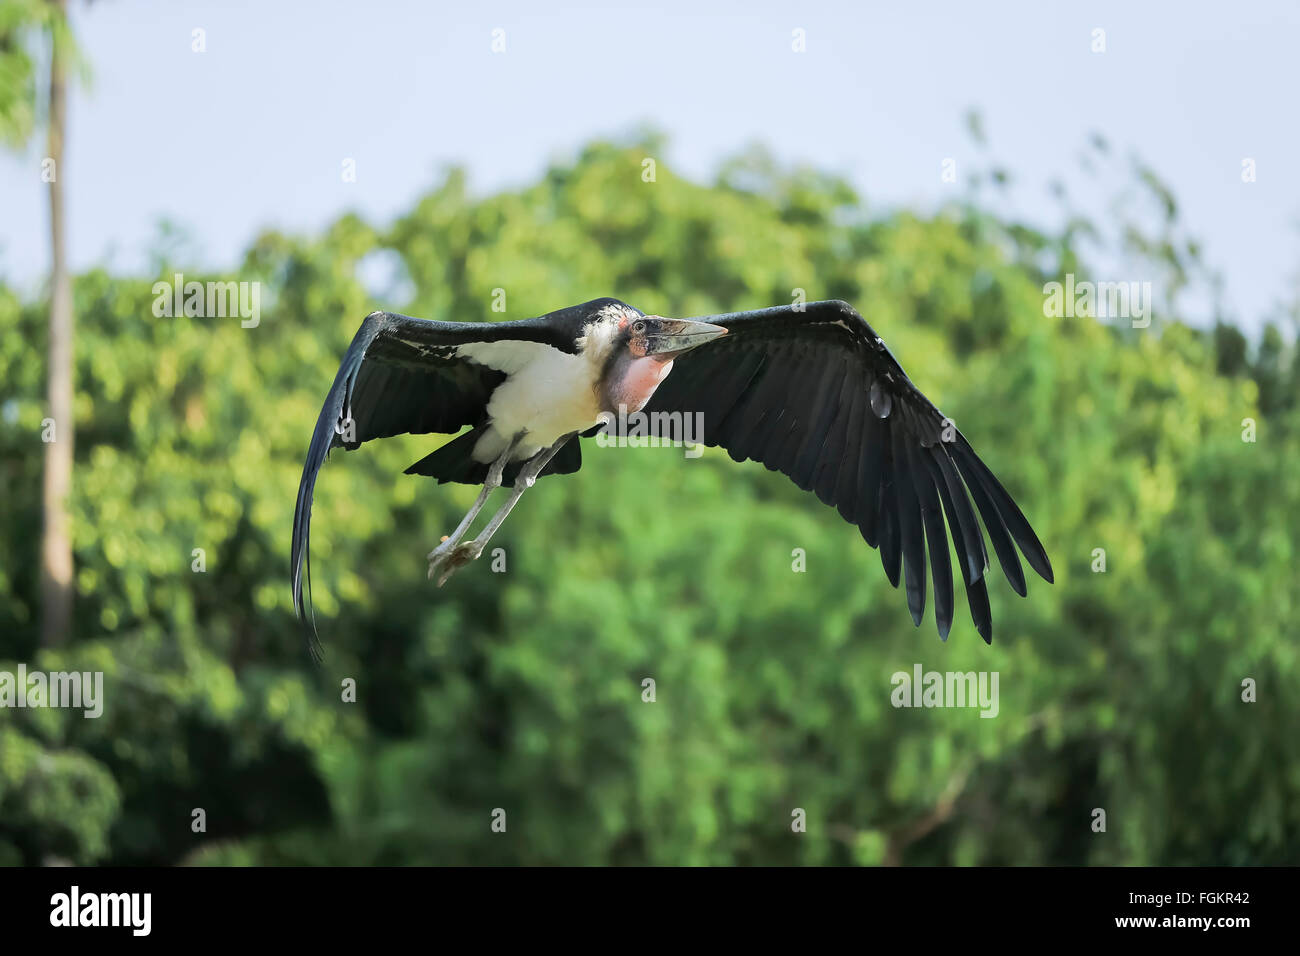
(292, 298), (1052, 654)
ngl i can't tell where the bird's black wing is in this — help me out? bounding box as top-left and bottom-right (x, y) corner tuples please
(291, 310), (574, 654)
(643, 299), (1053, 641)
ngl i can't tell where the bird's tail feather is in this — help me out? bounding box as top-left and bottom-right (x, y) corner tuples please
(404, 427), (494, 484)
(404, 429), (584, 485)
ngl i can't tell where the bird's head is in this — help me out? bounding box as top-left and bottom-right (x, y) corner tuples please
(582, 304), (728, 413)
(621, 314), (730, 361)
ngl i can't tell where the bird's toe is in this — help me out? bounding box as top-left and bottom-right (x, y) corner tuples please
(432, 540), (484, 587)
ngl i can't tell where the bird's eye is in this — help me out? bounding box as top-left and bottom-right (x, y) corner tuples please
(632, 320), (647, 335)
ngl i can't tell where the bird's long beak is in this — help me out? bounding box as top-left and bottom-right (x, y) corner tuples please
(641, 318), (728, 360)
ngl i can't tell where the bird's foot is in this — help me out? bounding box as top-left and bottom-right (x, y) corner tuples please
(428, 538), (485, 587)
(426, 534), (453, 563)
(426, 534), (457, 580)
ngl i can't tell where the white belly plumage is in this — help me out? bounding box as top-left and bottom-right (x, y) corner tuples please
(456, 339), (604, 462)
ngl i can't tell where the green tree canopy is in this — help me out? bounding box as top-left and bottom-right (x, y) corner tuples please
(0, 135), (1296, 865)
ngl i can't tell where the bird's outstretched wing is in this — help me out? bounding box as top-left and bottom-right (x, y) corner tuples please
(642, 299), (1053, 641)
(291, 310), (573, 654)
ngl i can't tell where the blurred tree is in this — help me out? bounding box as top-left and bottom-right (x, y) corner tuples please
(40, 0), (73, 648)
(0, 0), (81, 648)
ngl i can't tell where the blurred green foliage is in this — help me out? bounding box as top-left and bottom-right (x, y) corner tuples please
(1, 134), (1298, 865)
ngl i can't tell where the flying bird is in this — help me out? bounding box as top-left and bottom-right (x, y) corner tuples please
(292, 298), (1052, 654)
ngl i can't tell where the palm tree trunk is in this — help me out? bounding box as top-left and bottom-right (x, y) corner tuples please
(40, 0), (72, 647)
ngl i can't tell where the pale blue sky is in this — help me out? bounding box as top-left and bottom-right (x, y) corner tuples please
(2, 0), (1296, 332)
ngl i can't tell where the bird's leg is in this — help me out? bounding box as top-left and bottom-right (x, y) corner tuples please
(432, 433), (574, 588)
(426, 434), (521, 577)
